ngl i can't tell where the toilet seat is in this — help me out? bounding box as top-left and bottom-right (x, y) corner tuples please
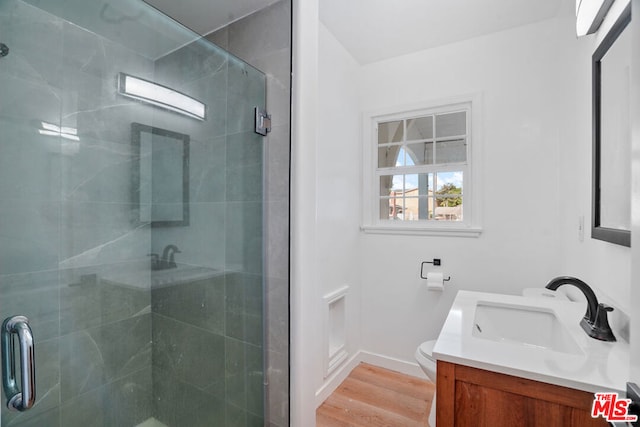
(415, 340), (437, 382)
(415, 340), (438, 426)
(418, 340), (436, 361)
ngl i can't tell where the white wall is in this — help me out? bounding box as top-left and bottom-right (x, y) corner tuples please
(290, 0), (320, 425)
(292, 1), (633, 425)
(558, 0), (632, 319)
(317, 20), (363, 383)
(292, 3), (363, 421)
(292, 23), (368, 408)
(358, 12), (571, 363)
(628, 0), (640, 390)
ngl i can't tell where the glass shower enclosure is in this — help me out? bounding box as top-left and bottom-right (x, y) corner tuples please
(0, 0), (266, 425)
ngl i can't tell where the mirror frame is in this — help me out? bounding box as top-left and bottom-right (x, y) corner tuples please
(132, 123), (190, 227)
(592, 5), (631, 247)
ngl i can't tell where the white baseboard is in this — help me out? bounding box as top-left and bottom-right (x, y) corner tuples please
(314, 350), (429, 408)
(358, 350), (427, 379)
(315, 352), (361, 408)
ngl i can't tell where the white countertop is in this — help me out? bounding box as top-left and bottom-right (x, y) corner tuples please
(433, 290), (629, 393)
(100, 262), (221, 289)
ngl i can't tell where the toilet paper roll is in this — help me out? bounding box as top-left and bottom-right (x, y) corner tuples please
(426, 272), (444, 291)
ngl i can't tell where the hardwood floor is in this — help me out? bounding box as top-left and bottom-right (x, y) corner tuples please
(316, 363), (435, 427)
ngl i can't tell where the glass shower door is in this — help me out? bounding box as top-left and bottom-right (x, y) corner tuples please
(0, 0), (266, 426)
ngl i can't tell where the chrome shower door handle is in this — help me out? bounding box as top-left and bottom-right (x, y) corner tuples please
(1, 316), (35, 411)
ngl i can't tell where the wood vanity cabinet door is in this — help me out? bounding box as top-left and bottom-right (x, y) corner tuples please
(436, 361), (608, 427)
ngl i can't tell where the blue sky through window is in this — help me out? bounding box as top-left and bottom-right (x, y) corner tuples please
(392, 148), (462, 191)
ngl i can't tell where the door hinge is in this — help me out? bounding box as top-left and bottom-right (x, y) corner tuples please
(255, 107), (271, 136)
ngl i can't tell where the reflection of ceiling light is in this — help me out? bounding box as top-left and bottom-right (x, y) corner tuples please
(117, 72), (206, 121)
(39, 122), (80, 141)
(576, 0), (614, 36)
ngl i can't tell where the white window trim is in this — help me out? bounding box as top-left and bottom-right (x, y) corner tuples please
(361, 94), (483, 237)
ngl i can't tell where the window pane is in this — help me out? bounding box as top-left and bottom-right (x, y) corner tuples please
(406, 142), (433, 165)
(406, 116), (433, 141)
(381, 198), (398, 220)
(434, 171), (463, 221)
(435, 138), (466, 164)
(436, 112), (466, 138)
(404, 173), (431, 194)
(378, 120), (403, 143)
(436, 171), (463, 193)
(434, 198), (463, 221)
(388, 198), (403, 220)
(395, 147), (415, 167)
(402, 197), (419, 220)
(378, 145), (402, 168)
(404, 174), (418, 194)
(383, 189), (404, 220)
(380, 174), (433, 221)
(379, 175), (402, 197)
(383, 196), (433, 221)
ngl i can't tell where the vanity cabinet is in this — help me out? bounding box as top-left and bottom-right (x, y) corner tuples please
(436, 361), (608, 427)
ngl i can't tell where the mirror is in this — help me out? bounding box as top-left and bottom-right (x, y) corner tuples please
(132, 123), (190, 227)
(592, 6), (631, 247)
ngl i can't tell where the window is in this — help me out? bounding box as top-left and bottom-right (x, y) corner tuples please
(362, 97), (482, 236)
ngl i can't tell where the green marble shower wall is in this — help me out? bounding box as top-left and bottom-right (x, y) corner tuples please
(0, 1), (266, 426)
(151, 37), (265, 427)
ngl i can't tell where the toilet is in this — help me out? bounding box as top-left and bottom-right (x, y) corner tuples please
(415, 340), (437, 426)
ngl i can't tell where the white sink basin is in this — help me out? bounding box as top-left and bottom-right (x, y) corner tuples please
(101, 263), (220, 289)
(433, 291), (629, 394)
(151, 264), (220, 288)
(472, 301), (583, 355)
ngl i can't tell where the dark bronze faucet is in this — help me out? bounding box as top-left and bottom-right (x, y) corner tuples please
(545, 276), (616, 342)
(149, 245), (182, 270)
(160, 244), (181, 269)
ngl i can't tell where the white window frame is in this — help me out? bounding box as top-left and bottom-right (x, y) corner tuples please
(361, 94), (483, 237)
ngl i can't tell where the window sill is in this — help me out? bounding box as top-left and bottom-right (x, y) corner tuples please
(360, 224), (482, 237)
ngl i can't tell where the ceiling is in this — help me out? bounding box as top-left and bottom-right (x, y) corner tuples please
(143, 0), (563, 64)
(144, 0), (278, 35)
(320, 0), (564, 64)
